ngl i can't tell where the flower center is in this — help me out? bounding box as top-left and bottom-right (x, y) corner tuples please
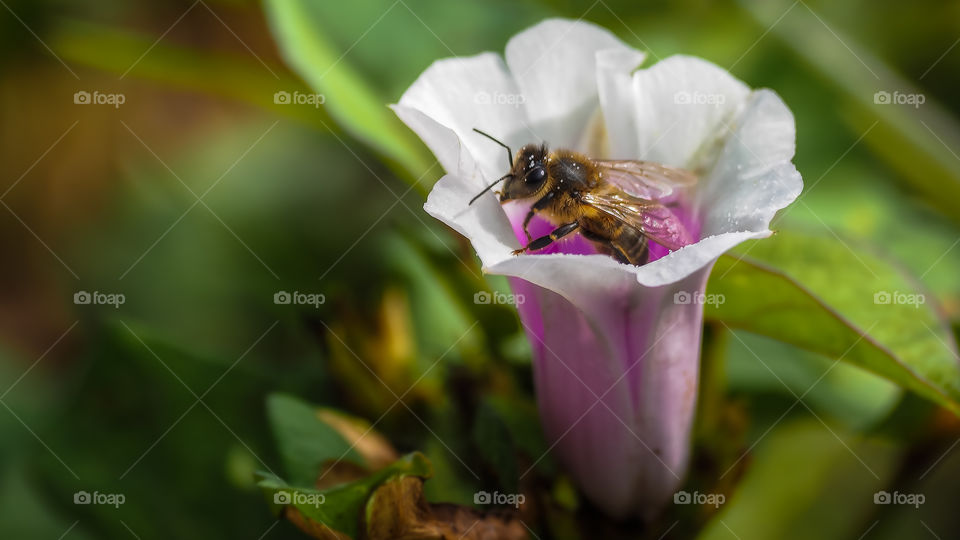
(503, 197), (701, 264)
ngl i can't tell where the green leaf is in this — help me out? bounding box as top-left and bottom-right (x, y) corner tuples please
(708, 230), (960, 414)
(697, 420), (898, 540)
(262, 0), (434, 183)
(258, 452), (432, 538)
(266, 393), (364, 486)
(725, 330), (901, 430)
(778, 160), (960, 315)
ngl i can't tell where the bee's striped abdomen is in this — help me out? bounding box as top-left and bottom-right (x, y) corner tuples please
(611, 225), (649, 265)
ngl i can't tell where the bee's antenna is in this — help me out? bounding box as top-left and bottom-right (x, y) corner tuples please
(472, 128), (514, 169)
(468, 173), (512, 205)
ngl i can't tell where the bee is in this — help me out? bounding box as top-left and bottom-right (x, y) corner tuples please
(469, 128), (696, 265)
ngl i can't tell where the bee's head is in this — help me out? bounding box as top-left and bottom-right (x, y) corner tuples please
(500, 144), (549, 202)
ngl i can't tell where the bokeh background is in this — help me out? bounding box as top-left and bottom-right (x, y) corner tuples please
(2, 0), (960, 538)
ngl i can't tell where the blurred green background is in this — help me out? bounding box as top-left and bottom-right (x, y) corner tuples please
(2, 0), (960, 538)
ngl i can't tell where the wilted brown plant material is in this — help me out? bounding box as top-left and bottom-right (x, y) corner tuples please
(364, 477), (529, 540)
(316, 408), (399, 470)
(314, 460), (371, 490)
(285, 507), (353, 540)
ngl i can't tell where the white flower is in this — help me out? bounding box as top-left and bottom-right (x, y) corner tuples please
(392, 18), (801, 518)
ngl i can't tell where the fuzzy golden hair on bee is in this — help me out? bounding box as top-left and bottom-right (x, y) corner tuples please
(469, 128), (696, 265)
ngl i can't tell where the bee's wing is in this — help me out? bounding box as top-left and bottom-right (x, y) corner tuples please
(594, 160), (696, 201)
(581, 190), (691, 252)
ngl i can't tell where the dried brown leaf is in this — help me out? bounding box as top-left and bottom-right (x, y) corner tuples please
(317, 408), (398, 470)
(315, 460), (371, 490)
(365, 477), (529, 540)
(285, 506), (353, 540)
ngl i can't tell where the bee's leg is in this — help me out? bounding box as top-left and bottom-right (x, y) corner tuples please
(522, 191), (556, 241)
(512, 221), (579, 255)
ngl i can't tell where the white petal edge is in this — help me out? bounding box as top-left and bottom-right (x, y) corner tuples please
(392, 104), (519, 266)
(390, 105), (477, 181)
(396, 52), (534, 182)
(698, 89), (803, 236)
(505, 18), (643, 151)
(423, 171), (518, 270)
(626, 89), (802, 287)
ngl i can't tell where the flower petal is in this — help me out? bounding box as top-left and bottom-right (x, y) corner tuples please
(632, 231), (768, 286)
(396, 52), (534, 182)
(391, 105), (477, 180)
(516, 282), (643, 518)
(623, 268), (710, 515)
(505, 19), (643, 151)
(423, 172), (518, 269)
(503, 255), (709, 518)
(698, 89), (803, 235)
(630, 55), (751, 168)
(392, 104), (522, 268)
(596, 47), (647, 158)
(630, 89), (803, 287)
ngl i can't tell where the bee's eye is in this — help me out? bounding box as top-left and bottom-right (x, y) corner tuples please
(526, 166), (546, 184)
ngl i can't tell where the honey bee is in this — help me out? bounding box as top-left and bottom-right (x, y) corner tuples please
(469, 129), (696, 265)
